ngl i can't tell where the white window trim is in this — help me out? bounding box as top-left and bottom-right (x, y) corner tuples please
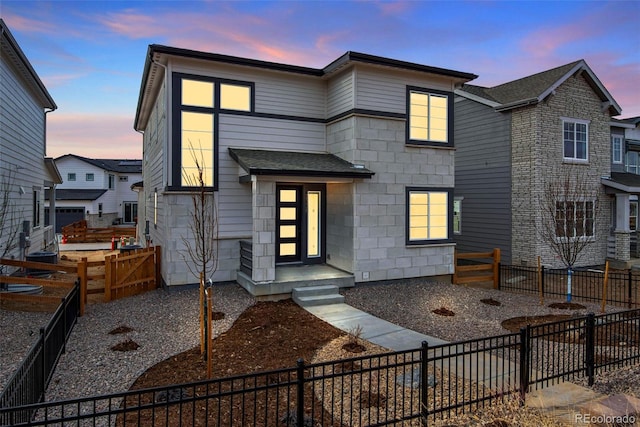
(554, 198), (596, 242)
(612, 135), (623, 164)
(561, 117), (590, 163)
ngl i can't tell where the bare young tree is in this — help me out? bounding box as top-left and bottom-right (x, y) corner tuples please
(536, 166), (600, 269)
(180, 145), (219, 283)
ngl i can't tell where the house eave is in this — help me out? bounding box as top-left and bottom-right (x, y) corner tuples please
(601, 177), (640, 194)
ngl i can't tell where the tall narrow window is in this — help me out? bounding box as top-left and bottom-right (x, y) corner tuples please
(453, 198), (462, 234)
(407, 87), (452, 147)
(627, 151), (639, 174)
(612, 136), (623, 164)
(406, 187), (452, 244)
(32, 189), (41, 228)
(108, 174), (115, 190)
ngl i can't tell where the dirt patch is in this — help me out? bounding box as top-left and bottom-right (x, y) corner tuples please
(548, 302), (587, 310)
(109, 325), (134, 335)
(481, 298), (502, 306)
(501, 314), (572, 332)
(111, 339), (140, 352)
(433, 307), (455, 316)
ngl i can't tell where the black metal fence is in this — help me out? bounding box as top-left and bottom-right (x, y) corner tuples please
(499, 264), (640, 308)
(0, 282), (80, 424)
(1, 308), (638, 426)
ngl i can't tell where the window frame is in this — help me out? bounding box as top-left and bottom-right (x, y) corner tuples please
(453, 197), (463, 235)
(32, 188), (41, 229)
(86, 173), (94, 181)
(562, 118), (589, 163)
(405, 187), (454, 245)
(108, 174), (115, 190)
(67, 173), (76, 182)
(626, 151), (639, 174)
(612, 135), (623, 164)
(555, 199), (595, 241)
(406, 86), (454, 148)
(171, 73), (255, 191)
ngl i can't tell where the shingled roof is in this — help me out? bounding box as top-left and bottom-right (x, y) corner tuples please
(228, 148), (374, 179)
(458, 60), (621, 115)
(56, 154), (142, 174)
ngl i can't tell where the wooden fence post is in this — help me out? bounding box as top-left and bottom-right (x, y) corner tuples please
(104, 255), (114, 302)
(78, 258), (88, 316)
(154, 246), (161, 290)
(492, 248), (501, 289)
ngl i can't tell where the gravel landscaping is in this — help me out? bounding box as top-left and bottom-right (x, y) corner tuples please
(1, 278), (638, 404)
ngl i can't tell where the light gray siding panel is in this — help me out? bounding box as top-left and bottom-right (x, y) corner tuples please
(454, 97), (513, 263)
(354, 67), (456, 114)
(171, 60), (325, 118)
(327, 69), (354, 117)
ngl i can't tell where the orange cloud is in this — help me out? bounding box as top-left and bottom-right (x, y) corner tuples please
(98, 10), (162, 39)
(47, 113), (142, 159)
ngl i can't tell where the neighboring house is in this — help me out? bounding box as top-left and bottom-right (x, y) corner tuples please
(45, 154), (142, 231)
(134, 45), (477, 295)
(602, 117), (640, 263)
(454, 59), (621, 268)
(0, 19), (61, 261)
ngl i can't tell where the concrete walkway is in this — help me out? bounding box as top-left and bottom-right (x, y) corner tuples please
(305, 303), (521, 390)
(304, 302), (640, 426)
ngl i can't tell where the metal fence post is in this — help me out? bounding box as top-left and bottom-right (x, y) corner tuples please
(585, 313), (595, 386)
(519, 326), (530, 403)
(296, 358), (305, 427)
(541, 266), (545, 298)
(420, 341), (429, 426)
(40, 327), (46, 402)
(497, 263), (502, 290)
(629, 270), (633, 309)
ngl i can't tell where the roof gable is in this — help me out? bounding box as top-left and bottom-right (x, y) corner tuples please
(56, 154), (142, 174)
(457, 60), (621, 115)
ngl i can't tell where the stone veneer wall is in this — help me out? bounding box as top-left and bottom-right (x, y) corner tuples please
(251, 179), (276, 283)
(327, 115), (455, 282)
(511, 73), (611, 267)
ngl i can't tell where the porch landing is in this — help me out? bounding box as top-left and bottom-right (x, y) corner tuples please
(236, 264), (355, 299)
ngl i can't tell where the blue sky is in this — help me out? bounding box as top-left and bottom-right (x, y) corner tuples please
(2, 0), (639, 159)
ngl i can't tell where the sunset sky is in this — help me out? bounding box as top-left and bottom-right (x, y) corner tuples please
(2, 0), (639, 160)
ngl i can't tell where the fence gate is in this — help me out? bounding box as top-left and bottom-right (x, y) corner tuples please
(453, 248), (501, 289)
(104, 246), (161, 302)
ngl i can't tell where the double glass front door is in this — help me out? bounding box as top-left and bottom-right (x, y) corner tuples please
(276, 184), (325, 264)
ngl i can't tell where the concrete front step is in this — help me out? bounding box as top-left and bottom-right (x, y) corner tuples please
(292, 285), (345, 307)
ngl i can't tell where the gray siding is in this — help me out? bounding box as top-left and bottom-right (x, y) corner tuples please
(453, 97), (513, 263)
(0, 51), (51, 257)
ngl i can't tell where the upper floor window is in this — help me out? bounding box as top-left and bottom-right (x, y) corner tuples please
(67, 173), (76, 181)
(406, 187), (452, 245)
(612, 136), (623, 164)
(407, 87), (452, 147)
(108, 174), (115, 190)
(563, 118), (589, 162)
(627, 151), (639, 174)
(172, 73), (254, 190)
(86, 173), (94, 181)
(555, 200), (594, 240)
(119, 176), (128, 182)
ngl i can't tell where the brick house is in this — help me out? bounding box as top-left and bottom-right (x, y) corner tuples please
(133, 45), (477, 295)
(454, 60), (622, 268)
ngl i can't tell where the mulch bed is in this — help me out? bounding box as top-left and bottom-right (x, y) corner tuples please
(119, 299), (344, 426)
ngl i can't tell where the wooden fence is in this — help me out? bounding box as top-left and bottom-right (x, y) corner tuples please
(1, 246), (161, 313)
(104, 246), (161, 302)
(62, 220), (136, 243)
(453, 248), (501, 289)
(0, 259), (78, 312)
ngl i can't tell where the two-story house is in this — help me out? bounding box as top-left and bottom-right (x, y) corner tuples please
(134, 45), (477, 295)
(454, 59), (622, 268)
(46, 154), (142, 231)
(0, 19), (61, 262)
